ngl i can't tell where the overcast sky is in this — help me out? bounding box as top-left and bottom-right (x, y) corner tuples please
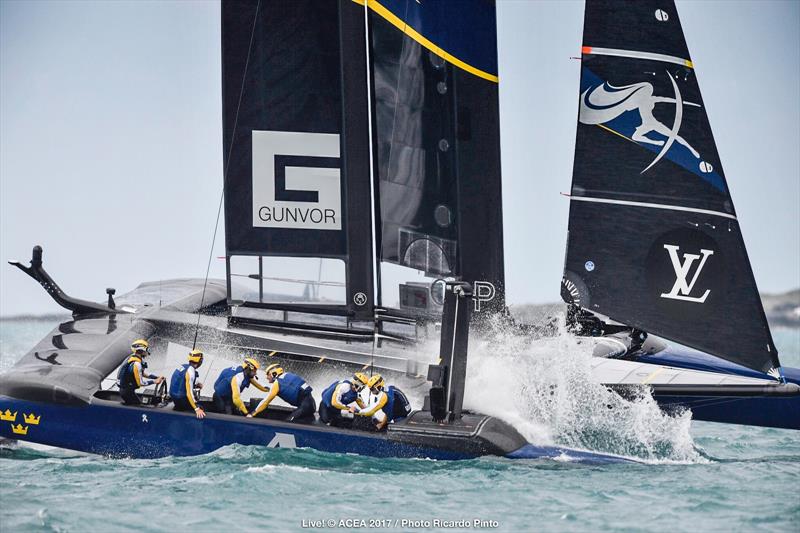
(1, 0), (798, 316)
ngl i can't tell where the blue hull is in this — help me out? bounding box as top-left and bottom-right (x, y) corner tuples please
(640, 347), (800, 430)
(0, 396), (632, 463)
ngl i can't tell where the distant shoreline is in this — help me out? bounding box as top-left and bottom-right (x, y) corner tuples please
(1, 289), (798, 327)
(0, 313), (71, 322)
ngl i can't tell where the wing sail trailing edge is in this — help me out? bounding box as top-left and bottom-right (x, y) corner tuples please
(368, 0), (506, 314)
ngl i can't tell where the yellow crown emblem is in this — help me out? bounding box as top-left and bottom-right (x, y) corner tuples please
(0, 409), (17, 422)
(11, 424), (28, 435)
(23, 413), (41, 425)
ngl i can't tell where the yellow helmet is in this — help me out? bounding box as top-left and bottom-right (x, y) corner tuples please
(265, 363), (284, 378)
(188, 349), (204, 364)
(243, 357), (260, 371)
(131, 339), (150, 355)
(353, 372), (369, 390)
(367, 374), (384, 390)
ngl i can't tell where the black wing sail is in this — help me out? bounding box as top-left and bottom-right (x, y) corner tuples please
(562, 0), (780, 374)
(221, 0), (374, 319)
(367, 0), (506, 315)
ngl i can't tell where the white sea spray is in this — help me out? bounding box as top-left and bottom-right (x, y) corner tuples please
(464, 313), (702, 463)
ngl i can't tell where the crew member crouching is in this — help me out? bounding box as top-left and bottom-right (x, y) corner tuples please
(169, 349), (206, 419)
(356, 374), (412, 430)
(248, 364), (315, 422)
(318, 372), (368, 426)
(212, 358), (269, 415)
(117, 339), (165, 405)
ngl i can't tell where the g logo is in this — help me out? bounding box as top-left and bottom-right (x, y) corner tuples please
(252, 131), (342, 230)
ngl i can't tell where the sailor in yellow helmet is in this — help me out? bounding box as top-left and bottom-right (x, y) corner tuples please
(318, 372), (369, 426)
(356, 374), (412, 430)
(248, 363), (315, 422)
(212, 357), (269, 415)
(169, 349), (206, 419)
(116, 339), (165, 405)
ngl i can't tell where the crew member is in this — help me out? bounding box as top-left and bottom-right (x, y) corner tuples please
(117, 339), (165, 405)
(356, 374), (412, 430)
(318, 372), (368, 426)
(169, 349), (206, 419)
(248, 364), (315, 422)
(212, 358), (269, 415)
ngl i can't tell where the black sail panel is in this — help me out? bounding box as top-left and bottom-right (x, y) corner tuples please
(222, 0), (343, 256)
(563, 0), (778, 373)
(368, 0), (505, 314)
(221, 0), (373, 317)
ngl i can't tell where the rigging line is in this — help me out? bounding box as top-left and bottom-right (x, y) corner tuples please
(369, 315), (378, 378)
(317, 258), (323, 300)
(192, 190), (224, 350)
(199, 349), (217, 393)
(659, 395), (754, 411)
(192, 0), (262, 350)
(362, 0), (381, 311)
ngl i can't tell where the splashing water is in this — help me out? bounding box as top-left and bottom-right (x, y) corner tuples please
(464, 314), (702, 463)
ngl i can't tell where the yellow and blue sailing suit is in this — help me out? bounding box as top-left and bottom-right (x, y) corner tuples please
(319, 380), (365, 425)
(169, 363), (201, 412)
(117, 355), (158, 405)
(358, 386), (412, 428)
(212, 365), (268, 415)
(252, 372), (315, 422)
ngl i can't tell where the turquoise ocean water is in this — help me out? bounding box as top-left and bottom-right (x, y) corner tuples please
(0, 318), (798, 532)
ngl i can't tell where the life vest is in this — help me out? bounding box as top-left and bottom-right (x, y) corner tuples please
(117, 355), (142, 389)
(321, 380), (358, 408)
(385, 386), (411, 423)
(213, 365), (251, 398)
(275, 372), (312, 406)
(170, 363), (193, 400)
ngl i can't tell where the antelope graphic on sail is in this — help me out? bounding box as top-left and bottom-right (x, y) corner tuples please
(579, 74), (708, 173)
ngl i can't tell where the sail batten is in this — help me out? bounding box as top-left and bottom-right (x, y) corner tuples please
(563, 0), (779, 374)
(569, 196), (737, 221)
(582, 46), (693, 68)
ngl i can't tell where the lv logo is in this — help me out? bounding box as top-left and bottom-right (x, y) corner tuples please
(660, 244), (714, 303)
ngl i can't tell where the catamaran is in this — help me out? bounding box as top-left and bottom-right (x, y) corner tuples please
(0, 0), (796, 462)
(0, 0), (628, 462)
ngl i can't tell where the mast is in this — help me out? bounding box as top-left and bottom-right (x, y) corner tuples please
(339, 0), (375, 319)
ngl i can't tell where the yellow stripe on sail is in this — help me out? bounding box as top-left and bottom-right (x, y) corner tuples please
(352, 0), (498, 83)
